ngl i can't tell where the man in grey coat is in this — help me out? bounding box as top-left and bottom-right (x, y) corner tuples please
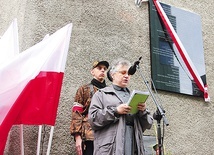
(88, 58), (153, 155)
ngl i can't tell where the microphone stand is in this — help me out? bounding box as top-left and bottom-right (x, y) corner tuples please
(135, 60), (169, 155)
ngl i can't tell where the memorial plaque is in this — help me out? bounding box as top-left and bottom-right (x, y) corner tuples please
(149, 1), (207, 97)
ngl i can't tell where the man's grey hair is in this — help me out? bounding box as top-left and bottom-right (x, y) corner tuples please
(109, 58), (131, 74)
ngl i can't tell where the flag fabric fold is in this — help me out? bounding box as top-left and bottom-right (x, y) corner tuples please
(0, 18), (19, 65)
(0, 23), (73, 154)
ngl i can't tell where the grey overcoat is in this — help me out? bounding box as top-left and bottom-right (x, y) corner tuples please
(88, 85), (153, 155)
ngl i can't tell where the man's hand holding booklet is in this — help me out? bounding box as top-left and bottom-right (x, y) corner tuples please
(127, 90), (149, 114)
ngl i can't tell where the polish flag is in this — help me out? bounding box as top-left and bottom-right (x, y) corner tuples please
(0, 18), (21, 154)
(0, 23), (73, 153)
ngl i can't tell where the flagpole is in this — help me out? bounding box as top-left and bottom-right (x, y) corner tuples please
(46, 126), (54, 155)
(20, 124), (24, 155)
(37, 125), (42, 155)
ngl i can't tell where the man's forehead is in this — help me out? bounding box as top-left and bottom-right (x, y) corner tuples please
(117, 65), (129, 70)
(94, 64), (108, 69)
(97, 64), (107, 67)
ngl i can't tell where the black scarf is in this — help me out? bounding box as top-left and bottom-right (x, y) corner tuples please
(91, 78), (106, 89)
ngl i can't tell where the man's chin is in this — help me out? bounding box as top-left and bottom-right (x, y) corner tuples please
(98, 77), (105, 81)
(121, 83), (128, 87)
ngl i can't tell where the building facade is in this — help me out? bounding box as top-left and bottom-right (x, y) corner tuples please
(1, 0), (214, 154)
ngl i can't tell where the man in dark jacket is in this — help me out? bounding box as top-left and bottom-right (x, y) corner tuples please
(70, 60), (109, 155)
(89, 58), (153, 155)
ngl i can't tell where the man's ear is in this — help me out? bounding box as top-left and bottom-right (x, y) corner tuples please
(90, 69), (94, 76)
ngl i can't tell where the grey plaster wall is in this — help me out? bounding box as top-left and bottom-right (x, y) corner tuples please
(1, 0), (214, 154)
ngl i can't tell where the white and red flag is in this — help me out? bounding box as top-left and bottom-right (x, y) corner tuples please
(0, 23), (73, 153)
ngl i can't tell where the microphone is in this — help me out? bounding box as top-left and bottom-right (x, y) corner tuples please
(153, 109), (165, 121)
(128, 57), (142, 75)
